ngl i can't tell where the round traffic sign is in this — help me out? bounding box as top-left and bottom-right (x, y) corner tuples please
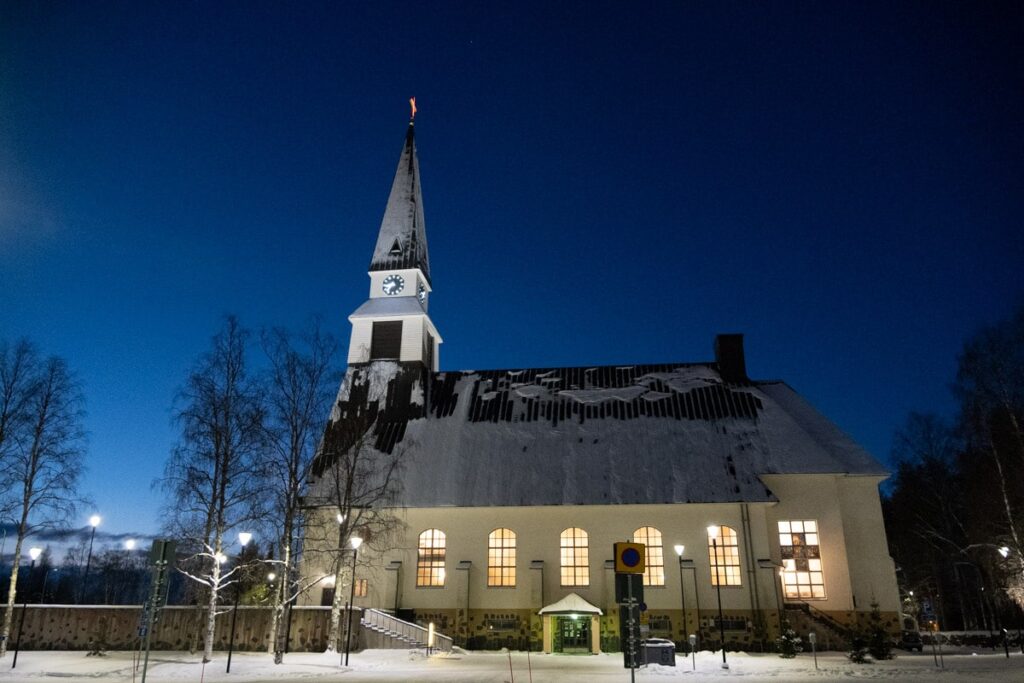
(621, 547), (641, 567)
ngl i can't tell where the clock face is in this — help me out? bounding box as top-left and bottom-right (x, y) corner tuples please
(382, 274), (405, 296)
(418, 282), (426, 303)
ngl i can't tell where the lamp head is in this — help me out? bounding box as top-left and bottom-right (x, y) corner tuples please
(238, 531), (253, 547)
(998, 546), (1010, 558)
(29, 547), (42, 561)
(215, 553), (227, 565)
(350, 536), (363, 550)
(124, 539), (136, 550)
(674, 544), (685, 557)
(707, 525), (719, 539)
(89, 515), (101, 528)
(267, 572), (276, 581)
(336, 512), (345, 524)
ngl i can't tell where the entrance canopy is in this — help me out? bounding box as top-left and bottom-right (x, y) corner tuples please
(538, 592), (603, 616)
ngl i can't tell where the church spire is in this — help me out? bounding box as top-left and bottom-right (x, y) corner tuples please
(369, 102), (430, 284)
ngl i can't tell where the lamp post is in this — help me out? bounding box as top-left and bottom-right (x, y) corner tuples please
(12, 547), (43, 669)
(673, 544), (701, 653)
(226, 531), (252, 674)
(757, 558), (784, 637)
(344, 536), (363, 666)
(80, 515), (100, 604)
(708, 526), (728, 669)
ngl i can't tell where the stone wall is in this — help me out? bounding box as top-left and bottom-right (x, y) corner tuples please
(2, 605), (362, 652)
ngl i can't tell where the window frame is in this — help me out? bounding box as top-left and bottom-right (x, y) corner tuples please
(559, 527), (590, 587)
(487, 528), (517, 588)
(632, 526), (665, 587)
(416, 528), (447, 588)
(707, 525), (742, 587)
(778, 519), (826, 600)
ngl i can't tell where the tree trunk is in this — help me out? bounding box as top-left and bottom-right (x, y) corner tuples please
(326, 565), (345, 652)
(203, 560), (220, 662)
(268, 536), (291, 657)
(0, 533), (25, 658)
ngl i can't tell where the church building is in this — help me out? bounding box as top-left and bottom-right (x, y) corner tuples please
(303, 114), (900, 654)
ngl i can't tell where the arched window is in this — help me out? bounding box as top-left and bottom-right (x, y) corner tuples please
(707, 525), (741, 586)
(488, 528), (516, 587)
(632, 526), (665, 586)
(417, 529), (446, 587)
(560, 527), (589, 587)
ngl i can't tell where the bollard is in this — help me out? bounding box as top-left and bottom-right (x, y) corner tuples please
(808, 632), (817, 670)
(688, 634), (697, 671)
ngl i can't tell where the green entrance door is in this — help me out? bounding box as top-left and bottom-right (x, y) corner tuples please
(554, 616), (591, 653)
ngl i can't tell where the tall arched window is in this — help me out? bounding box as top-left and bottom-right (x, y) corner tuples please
(560, 527), (589, 586)
(488, 528), (516, 587)
(632, 526), (665, 586)
(707, 525), (741, 586)
(417, 529), (446, 587)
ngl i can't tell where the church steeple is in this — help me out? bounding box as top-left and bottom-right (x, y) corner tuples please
(345, 103), (442, 371)
(369, 114), (430, 284)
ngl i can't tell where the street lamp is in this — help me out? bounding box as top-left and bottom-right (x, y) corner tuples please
(344, 536), (363, 666)
(80, 515), (101, 604)
(707, 526), (728, 669)
(757, 558), (784, 637)
(673, 544), (696, 651)
(124, 539), (136, 550)
(12, 547), (43, 669)
(226, 531), (252, 674)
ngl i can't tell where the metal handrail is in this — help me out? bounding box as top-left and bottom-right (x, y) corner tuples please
(785, 601), (853, 639)
(361, 608), (453, 652)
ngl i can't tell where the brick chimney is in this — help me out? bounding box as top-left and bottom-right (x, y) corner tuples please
(714, 334), (748, 384)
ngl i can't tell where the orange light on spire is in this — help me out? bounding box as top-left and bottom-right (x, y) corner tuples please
(410, 96), (417, 120)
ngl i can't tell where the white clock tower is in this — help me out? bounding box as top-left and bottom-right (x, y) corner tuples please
(346, 114), (442, 370)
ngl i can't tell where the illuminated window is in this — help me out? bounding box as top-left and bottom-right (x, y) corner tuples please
(560, 527), (589, 586)
(417, 529), (446, 587)
(632, 526), (665, 586)
(488, 528), (516, 587)
(707, 525), (741, 586)
(354, 578), (368, 597)
(778, 520), (826, 599)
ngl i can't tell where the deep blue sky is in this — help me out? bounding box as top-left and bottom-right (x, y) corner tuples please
(1, 1), (1021, 543)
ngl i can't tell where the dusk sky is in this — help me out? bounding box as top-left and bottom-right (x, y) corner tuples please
(1, 1), (1021, 547)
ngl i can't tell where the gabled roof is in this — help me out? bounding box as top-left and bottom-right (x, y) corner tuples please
(310, 361), (888, 509)
(369, 122), (430, 283)
(539, 593), (603, 615)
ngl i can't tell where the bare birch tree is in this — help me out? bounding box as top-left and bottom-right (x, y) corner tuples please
(0, 350), (86, 658)
(158, 316), (268, 662)
(260, 322), (338, 662)
(306, 408), (407, 652)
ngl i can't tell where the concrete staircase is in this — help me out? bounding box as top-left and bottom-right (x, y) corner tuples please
(784, 603), (852, 651)
(360, 608), (454, 652)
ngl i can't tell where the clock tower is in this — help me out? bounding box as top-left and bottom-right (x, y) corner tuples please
(346, 114), (442, 370)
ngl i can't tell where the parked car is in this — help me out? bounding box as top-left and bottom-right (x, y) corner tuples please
(899, 630), (924, 652)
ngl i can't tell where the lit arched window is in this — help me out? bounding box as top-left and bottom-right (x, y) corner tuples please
(417, 529), (446, 587)
(488, 528), (516, 587)
(560, 527), (589, 586)
(707, 525), (741, 586)
(632, 526), (665, 586)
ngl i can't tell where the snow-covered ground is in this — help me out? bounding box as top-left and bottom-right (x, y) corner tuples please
(1, 648), (1022, 682)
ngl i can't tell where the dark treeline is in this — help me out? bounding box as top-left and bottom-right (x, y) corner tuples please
(884, 304), (1024, 632)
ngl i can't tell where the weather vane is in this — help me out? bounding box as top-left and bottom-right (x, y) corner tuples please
(409, 96), (417, 120)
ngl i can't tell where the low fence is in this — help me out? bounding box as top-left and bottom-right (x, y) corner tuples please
(2, 605), (356, 652)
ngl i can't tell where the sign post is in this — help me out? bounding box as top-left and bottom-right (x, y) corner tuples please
(613, 542), (646, 681)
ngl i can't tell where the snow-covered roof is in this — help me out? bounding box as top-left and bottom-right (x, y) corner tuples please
(310, 361), (888, 508)
(349, 297), (427, 319)
(368, 122), (430, 283)
(538, 593), (603, 615)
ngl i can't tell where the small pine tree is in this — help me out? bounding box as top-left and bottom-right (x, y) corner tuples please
(866, 601), (894, 661)
(848, 631), (870, 664)
(776, 620), (803, 658)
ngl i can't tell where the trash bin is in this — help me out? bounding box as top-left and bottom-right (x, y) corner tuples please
(641, 638), (676, 666)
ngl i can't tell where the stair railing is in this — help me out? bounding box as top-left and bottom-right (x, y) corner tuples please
(361, 607), (454, 652)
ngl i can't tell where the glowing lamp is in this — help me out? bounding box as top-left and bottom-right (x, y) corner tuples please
(998, 546), (1010, 558)
(707, 525), (719, 539)
(238, 532), (252, 547)
(29, 547), (42, 561)
(336, 512), (345, 524)
(89, 515), (101, 528)
(124, 539), (136, 550)
(350, 536), (363, 550)
(674, 544), (685, 557)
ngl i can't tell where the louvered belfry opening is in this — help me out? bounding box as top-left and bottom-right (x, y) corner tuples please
(370, 321), (403, 359)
